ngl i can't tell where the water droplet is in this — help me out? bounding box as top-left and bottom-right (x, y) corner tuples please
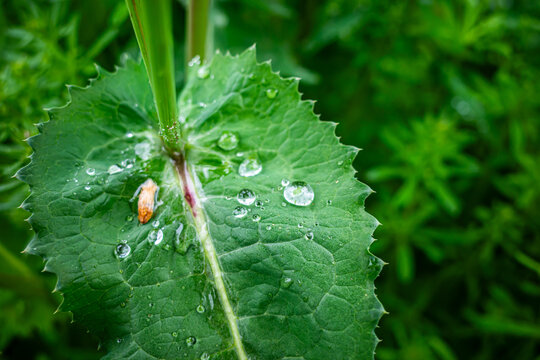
(266, 225), (272, 230)
(188, 56), (201, 67)
(152, 220), (160, 228)
(217, 131), (239, 151)
(126, 214), (134, 222)
(252, 214), (261, 222)
(135, 142), (152, 161)
(255, 200), (263, 207)
(197, 66), (209, 79)
(125, 132), (134, 138)
(283, 181), (314, 206)
(281, 178), (290, 187)
(149, 229), (164, 245)
(233, 206), (248, 218)
(281, 202), (286, 207)
(172, 331), (178, 338)
(121, 159), (134, 169)
(200, 353), (210, 360)
(281, 277), (293, 288)
(196, 305), (205, 313)
(120, 302), (126, 308)
(237, 189), (256, 205)
(297, 223), (303, 228)
(186, 336), (197, 346)
(327, 200), (332, 205)
(266, 88), (278, 99)
(337, 160), (344, 166)
(239, 158), (262, 177)
(108, 165), (123, 175)
(116, 338), (123, 344)
(84, 185), (91, 191)
(149, 302), (154, 307)
(86, 168), (95, 176)
(115, 243), (131, 259)
(305, 231), (314, 240)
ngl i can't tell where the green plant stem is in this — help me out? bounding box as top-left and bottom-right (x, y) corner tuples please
(125, 0), (179, 150)
(187, 0), (211, 65)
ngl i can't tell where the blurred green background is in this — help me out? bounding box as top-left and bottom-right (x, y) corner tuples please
(1, 0), (539, 359)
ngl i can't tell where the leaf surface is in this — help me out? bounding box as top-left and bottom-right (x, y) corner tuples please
(19, 48), (383, 359)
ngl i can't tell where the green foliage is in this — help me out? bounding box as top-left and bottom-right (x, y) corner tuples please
(1, 0), (540, 359)
(18, 49), (381, 359)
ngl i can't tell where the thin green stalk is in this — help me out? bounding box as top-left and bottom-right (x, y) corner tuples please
(125, 0), (179, 150)
(187, 0), (211, 65)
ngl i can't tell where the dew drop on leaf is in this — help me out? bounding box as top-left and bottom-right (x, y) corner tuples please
(327, 200), (332, 205)
(252, 214), (261, 222)
(108, 164), (123, 175)
(305, 231), (314, 240)
(238, 158), (262, 177)
(255, 200), (263, 207)
(148, 229), (164, 245)
(172, 331), (178, 338)
(115, 243), (131, 259)
(134, 142), (152, 161)
(237, 189), (256, 205)
(196, 305), (205, 313)
(281, 178), (290, 187)
(152, 220), (160, 228)
(84, 185), (91, 191)
(281, 277), (293, 288)
(283, 181), (314, 206)
(186, 336), (197, 346)
(217, 131), (239, 151)
(266, 88), (278, 99)
(197, 66), (209, 79)
(86, 168), (95, 176)
(200, 353), (210, 360)
(233, 206), (248, 218)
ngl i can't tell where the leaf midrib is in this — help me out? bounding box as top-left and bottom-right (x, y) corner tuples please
(173, 153), (248, 360)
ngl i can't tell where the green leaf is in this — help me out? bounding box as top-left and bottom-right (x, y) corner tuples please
(18, 48), (383, 359)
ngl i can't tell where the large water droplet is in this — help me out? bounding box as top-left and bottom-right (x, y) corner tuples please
(266, 88), (278, 99)
(86, 168), (95, 176)
(186, 336), (197, 346)
(115, 243), (131, 259)
(233, 206), (248, 218)
(197, 66), (209, 79)
(239, 158), (262, 177)
(217, 131), (239, 151)
(108, 165), (123, 175)
(283, 181), (314, 206)
(237, 189), (256, 205)
(135, 142), (152, 161)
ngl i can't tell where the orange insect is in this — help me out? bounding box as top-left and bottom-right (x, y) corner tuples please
(138, 179), (158, 224)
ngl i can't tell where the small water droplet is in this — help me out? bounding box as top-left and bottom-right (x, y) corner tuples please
(255, 200), (264, 207)
(297, 223), (303, 228)
(186, 336), (197, 346)
(121, 158), (134, 169)
(84, 185), (91, 191)
(266, 225), (272, 230)
(125, 132), (134, 138)
(252, 214), (261, 222)
(115, 243), (131, 259)
(86, 168), (95, 176)
(120, 302), (126, 308)
(197, 66), (210, 79)
(196, 304), (205, 313)
(149, 302), (154, 307)
(108, 165), (123, 175)
(233, 206), (248, 218)
(266, 88), (278, 99)
(281, 202), (287, 207)
(239, 158), (262, 177)
(200, 353), (210, 360)
(337, 160), (344, 166)
(148, 229), (164, 245)
(281, 277), (293, 288)
(284, 181), (314, 206)
(172, 331), (178, 338)
(188, 56), (201, 67)
(135, 142), (152, 161)
(152, 220), (160, 228)
(327, 200), (332, 205)
(217, 131), (239, 151)
(305, 231), (314, 240)
(116, 338), (123, 344)
(281, 178), (290, 187)
(237, 189), (256, 205)
(126, 214), (134, 222)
